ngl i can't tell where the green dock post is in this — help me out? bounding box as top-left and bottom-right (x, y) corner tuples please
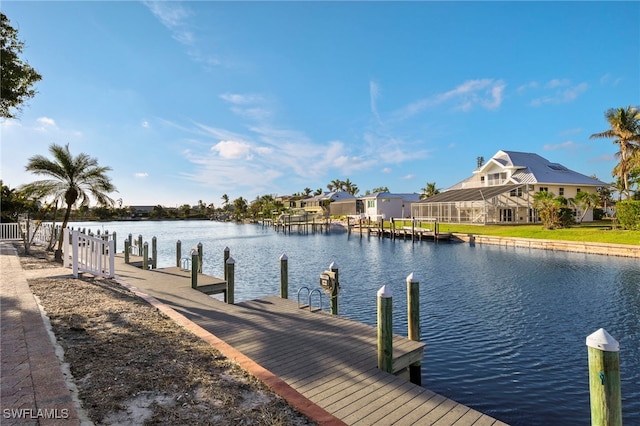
(197, 242), (203, 273)
(124, 240), (130, 264)
(191, 250), (198, 289)
(280, 253), (288, 299)
(587, 328), (622, 426)
(143, 242), (149, 270)
(407, 272), (422, 385)
(330, 261), (339, 315)
(226, 257), (235, 304)
(377, 285), (393, 373)
(137, 234), (143, 256)
(151, 236), (157, 269)
(176, 240), (181, 268)
(223, 247), (230, 281)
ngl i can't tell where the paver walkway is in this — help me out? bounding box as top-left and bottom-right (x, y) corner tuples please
(0, 242), (85, 425)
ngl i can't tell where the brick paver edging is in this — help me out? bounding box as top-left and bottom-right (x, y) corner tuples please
(113, 277), (346, 426)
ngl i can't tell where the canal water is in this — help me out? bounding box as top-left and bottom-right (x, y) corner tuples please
(71, 220), (639, 425)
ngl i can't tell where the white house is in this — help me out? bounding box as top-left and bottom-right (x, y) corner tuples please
(412, 150), (608, 224)
(361, 192), (421, 220)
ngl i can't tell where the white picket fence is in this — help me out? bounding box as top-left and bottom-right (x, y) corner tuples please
(63, 228), (115, 278)
(0, 223), (22, 241)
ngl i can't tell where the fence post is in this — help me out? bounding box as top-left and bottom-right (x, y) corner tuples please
(72, 230), (79, 278)
(191, 249), (198, 289)
(226, 257), (235, 304)
(407, 272), (421, 385)
(330, 261), (339, 315)
(176, 240), (181, 268)
(280, 254), (288, 299)
(151, 236), (157, 269)
(377, 285), (393, 373)
(143, 242), (149, 270)
(197, 242), (203, 273)
(586, 328), (622, 426)
(223, 247), (230, 281)
(108, 240), (115, 278)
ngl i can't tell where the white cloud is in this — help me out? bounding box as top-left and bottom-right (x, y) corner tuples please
(382, 167), (392, 174)
(142, 120), (149, 128)
(134, 172), (149, 178)
(543, 141), (580, 151)
(211, 140), (253, 159)
(402, 174), (416, 180)
(220, 93), (265, 105)
(37, 117), (56, 127)
(530, 82), (588, 106)
(397, 78), (505, 119)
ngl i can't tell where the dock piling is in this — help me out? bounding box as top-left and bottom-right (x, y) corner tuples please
(124, 240), (130, 264)
(223, 247), (230, 281)
(226, 257), (235, 304)
(191, 249), (198, 289)
(137, 234), (143, 256)
(143, 242), (149, 270)
(330, 261), (339, 315)
(280, 254), (288, 299)
(151, 236), (157, 269)
(407, 272), (422, 385)
(176, 240), (181, 267)
(377, 285), (393, 373)
(586, 328), (622, 426)
(197, 242), (203, 273)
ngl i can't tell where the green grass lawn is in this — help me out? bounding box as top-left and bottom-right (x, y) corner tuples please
(383, 219), (639, 245)
(437, 221), (640, 246)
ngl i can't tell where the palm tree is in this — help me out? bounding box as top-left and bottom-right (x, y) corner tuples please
(533, 191), (563, 229)
(20, 143), (116, 260)
(343, 178), (359, 195)
(573, 191), (600, 223)
(221, 194), (230, 209)
(420, 182), (440, 199)
(590, 106), (640, 199)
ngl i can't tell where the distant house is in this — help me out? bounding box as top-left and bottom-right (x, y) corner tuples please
(129, 205), (155, 218)
(360, 192), (421, 220)
(412, 150), (608, 224)
(302, 191), (355, 217)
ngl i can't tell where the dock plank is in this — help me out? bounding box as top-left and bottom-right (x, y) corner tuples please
(112, 254), (507, 425)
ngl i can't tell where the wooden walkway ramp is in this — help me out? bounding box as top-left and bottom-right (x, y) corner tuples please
(112, 255), (507, 425)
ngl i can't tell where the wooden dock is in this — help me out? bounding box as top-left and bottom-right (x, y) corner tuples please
(112, 254), (506, 425)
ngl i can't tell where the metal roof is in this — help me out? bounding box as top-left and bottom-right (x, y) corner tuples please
(417, 184), (522, 203)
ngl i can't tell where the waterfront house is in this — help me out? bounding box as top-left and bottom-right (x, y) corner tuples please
(360, 192), (421, 220)
(302, 191), (355, 217)
(412, 150), (608, 224)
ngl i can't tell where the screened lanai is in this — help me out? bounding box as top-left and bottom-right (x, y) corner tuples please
(411, 184), (539, 224)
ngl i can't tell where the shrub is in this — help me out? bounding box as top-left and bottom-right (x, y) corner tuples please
(616, 200), (640, 230)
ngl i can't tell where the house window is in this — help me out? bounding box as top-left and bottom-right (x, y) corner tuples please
(509, 187), (523, 197)
(559, 188), (564, 196)
(576, 188), (581, 193)
(480, 176), (485, 184)
(539, 187), (548, 193)
(500, 209), (513, 222)
(367, 200), (375, 208)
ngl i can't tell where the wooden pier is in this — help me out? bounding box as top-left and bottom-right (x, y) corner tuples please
(112, 254), (506, 425)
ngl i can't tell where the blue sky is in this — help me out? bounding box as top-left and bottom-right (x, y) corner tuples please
(1, 1), (638, 207)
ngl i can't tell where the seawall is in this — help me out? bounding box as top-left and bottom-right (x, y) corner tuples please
(452, 233), (640, 259)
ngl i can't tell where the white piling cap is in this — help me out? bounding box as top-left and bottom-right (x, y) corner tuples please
(280, 253), (288, 261)
(224, 246), (230, 251)
(586, 328), (619, 352)
(406, 272), (419, 283)
(226, 256), (235, 264)
(329, 261), (338, 270)
(377, 285), (392, 298)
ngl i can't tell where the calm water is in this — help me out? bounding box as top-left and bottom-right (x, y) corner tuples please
(72, 220), (640, 425)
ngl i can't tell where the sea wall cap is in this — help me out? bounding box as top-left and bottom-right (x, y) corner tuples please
(586, 328), (619, 352)
(280, 253), (287, 261)
(226, 256), (235, 264)
(377, 285), (392, 298)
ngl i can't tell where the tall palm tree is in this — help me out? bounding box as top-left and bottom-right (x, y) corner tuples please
(590, 106), (640, 199)
(221, 193), (230, 208)
(573, 191), (600, 223)
(20, 143), (116, 260)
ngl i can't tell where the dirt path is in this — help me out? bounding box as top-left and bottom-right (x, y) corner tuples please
(19, 246), (315, 425)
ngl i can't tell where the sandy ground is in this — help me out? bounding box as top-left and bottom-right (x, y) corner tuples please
(19, 245), (315, 425)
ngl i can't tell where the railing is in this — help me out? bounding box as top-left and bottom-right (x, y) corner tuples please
(64, 228), (115, 279)
(0, 223), (21, 241)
